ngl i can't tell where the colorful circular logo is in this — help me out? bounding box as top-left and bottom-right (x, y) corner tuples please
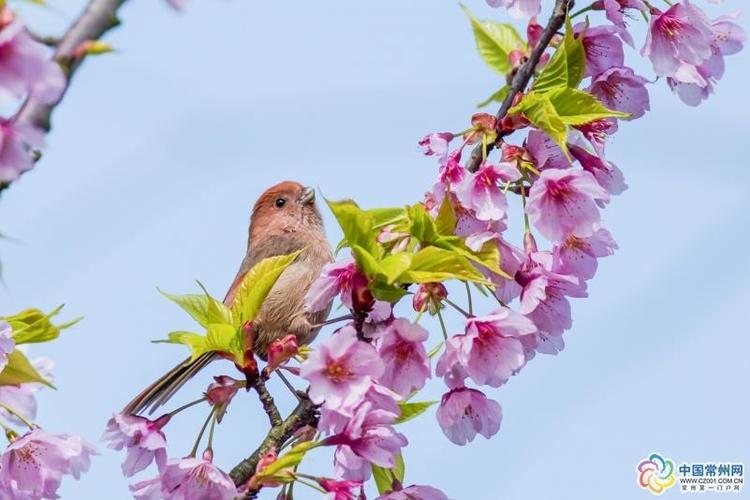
(638, 452), (677, 495)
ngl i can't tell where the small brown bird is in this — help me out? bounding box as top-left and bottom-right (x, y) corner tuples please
(124, 181), (333, 415)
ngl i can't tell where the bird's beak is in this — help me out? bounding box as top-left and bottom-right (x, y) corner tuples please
(299, 186), (316, 205)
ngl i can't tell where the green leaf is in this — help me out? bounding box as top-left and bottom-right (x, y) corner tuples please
(509, 92), (568, 154)
(477, 86), (509, 108)
(159, 290), (230, 328)
(400, 247), (488, 284)
(434, 196), (457, 236)
(547, 87), (630, 124)
(3, 306), (80, 345)
(370, 281), (409, 303)
(395, 401), (438, 424)
(0, 350), (54, 388)
(533, 18), (585, 94)
(326, 199), (377, 252)
(367, 207), (407, 229)
(405, 204), (438, 244)
(461, 4), (524, 75)
(379, 253), (413, 284)
(372, 453), (406, 494)
(255, 441), (320, 481)
(231, 250), (303, 325)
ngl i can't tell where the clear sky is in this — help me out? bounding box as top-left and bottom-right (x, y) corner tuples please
(1, 1), (748, 498)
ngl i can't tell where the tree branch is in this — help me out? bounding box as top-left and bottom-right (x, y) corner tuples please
(229, 396), (319, 497)
(465, 0), (575, 173)
(250, 375), (283, 428)
(0, 0), (129, 192)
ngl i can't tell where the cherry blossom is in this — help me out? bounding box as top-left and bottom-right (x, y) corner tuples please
(436, 387), (502, 445)
(102, 413), (169, 477)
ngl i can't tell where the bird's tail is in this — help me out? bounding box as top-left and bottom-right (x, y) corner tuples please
(122, 352), (216, 415)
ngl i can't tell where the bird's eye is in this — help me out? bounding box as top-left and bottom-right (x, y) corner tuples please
(275, 198), (286, 208)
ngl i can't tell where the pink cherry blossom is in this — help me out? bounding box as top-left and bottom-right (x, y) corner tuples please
(437, 150), (466, 185)
(102, 413), (169, 477)
(0, 21), (65, 103)
(642, 1), (713, 77)
(156, 455), (237, 500)
(526, 168), (609, 242)
(377, 485), (449, 500)
(0, 356), (53, 426)
(524, 130), (570, 171)
(326, 401), (407, 471)
(419, 132), (453, 161)
(438, 309), (536, 388)
(333, 445), (372, 481)
(375, 318), (430, 397)
(569, 144), (627, 197)
(486, 0), (541, 19)
(599, 0), (647, 44)
(436, 388), (502, 445)
(554, 226), (618, 281)
(130, 476), (162, 500)
(588, 67), (650, 120)
(0, 428), (97, 498)
(517, 251), (586, 343)
(300, 326), (384, 410)
(205, 375), (242, 408)
(576, 25), (625, 78)
(319, 381), (401, 436)
(574, 119), (617, 159)
(667, 14), (745, 106)
(456, 162), (520, 222)
(319, 478), (362, 500)
(0, 320), (14, 372)
(0, 117), (45, 182)
(305, 258), (372, 313)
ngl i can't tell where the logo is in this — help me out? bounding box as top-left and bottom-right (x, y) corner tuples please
(638, 452), (677, 495)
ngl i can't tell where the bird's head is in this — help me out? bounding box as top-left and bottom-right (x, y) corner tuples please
(249, 181), (324, 240)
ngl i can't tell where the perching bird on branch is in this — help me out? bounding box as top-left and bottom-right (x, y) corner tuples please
(123, 181), (333, 415)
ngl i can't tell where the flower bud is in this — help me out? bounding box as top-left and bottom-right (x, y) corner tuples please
(412, 282), (448, 315)
(266, 334), (298, 372)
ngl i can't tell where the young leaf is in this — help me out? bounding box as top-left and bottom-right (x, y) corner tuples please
(547, 87), (630, 124)
(156, 331), (207, 360)
(0, 350), (54, 388)
(509, 92), (568, 155)
(3, 306), (80, 345)
(159, 291), (224, 328)
(326, 199), (377, 252)
(254, 441), (320, 480)
(367, 207), (407, 229)
(532, 18), (585, 94)
(477, 86), (509, 108)
(379, 253), (413, 284)
(372, 453), (406, 494)
(395, 401), (438, 424)
(405, 204), (439, 244)
(461, 4), (524, 75)
(400, 247), (488, 284)
(231, 250), (303, 325)
(434, 196), (457, 236)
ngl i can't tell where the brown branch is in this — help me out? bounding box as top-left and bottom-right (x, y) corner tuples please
(250, 375), (283, 428)
(0, 0), (129, 192)
(229, 396), (319, 497)
(465, 0), (575, 173)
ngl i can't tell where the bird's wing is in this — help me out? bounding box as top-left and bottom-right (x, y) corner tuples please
(223, 234), (307, 306)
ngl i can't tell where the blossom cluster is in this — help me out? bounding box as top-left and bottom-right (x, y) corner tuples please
(0, 319), (97, 499)
(102, 2), (744, 499)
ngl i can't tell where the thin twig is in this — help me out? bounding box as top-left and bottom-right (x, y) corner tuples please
(465, 0), (575, 173)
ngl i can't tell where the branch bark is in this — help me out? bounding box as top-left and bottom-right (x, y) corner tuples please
(465, 0), (575, 173)
(229, 396), (318, 497)
(0, 0), (129, 192)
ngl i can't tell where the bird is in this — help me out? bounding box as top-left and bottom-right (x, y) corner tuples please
(123, 181), (333, 415)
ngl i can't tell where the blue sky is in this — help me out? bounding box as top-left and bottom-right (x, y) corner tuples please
(1, 0), (748, 498)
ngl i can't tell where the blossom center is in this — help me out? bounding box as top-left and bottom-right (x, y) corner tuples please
(326, 361), (352, 383)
